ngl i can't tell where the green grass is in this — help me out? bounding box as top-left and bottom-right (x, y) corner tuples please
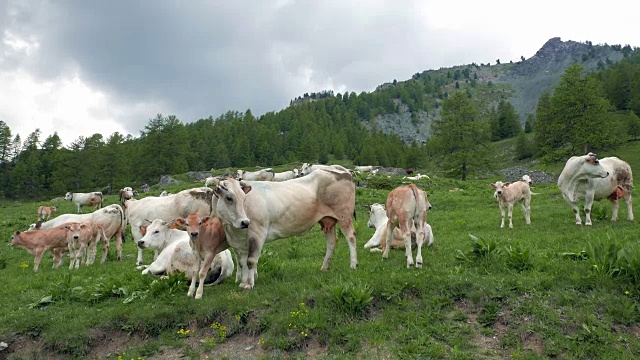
(1, 157), (640, 359)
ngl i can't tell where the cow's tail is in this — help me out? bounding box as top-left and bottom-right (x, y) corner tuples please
(117, 205), (126, 244)
(99, 192), (104, 209)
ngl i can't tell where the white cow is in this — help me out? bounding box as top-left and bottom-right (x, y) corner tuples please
(31, 204), (126, 262)
(159, 191), (169, 197)
(65, 191), (103, 213)
(354, 165), (376, 173)
(137, 219), (233, 287)
(364, 203), (433, 251)
(490, 181), (531, 229)
(125, 187), (214, 266)
(558, 152), (633, 225)
(204, 176), (220, 188)
(299, 163), (350, 177)
(236, 168), (275, 181)
(520, 174), (533, 186)
(382, 184), (432, 268)
(272, 169), (299, 182)
(213, 168), (358, 289)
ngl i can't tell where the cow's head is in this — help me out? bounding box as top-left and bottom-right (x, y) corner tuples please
(581, 153), (609, 179)
(235, 170), (244, 181)
(65, 223), (87, 242)
(51, 206), (58, 212)
(214, 179), (251, 229)
(137, 219), (169, 249)
(64, 192), (73, 201)
(491, 181), (509, 197)
(521, 175), (533, 186)
(9, 231), (23, 247)
(367, 203), (386, 228)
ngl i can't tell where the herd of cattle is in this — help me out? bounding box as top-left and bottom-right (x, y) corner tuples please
(8, 153), (635, 299)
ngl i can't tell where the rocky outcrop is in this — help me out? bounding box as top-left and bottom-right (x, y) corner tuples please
(157, 175), (181, 187)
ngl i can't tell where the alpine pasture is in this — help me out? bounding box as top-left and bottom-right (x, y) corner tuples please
(1, 144), (640, 359)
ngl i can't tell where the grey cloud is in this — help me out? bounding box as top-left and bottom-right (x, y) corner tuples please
(1, 0), (514, 136)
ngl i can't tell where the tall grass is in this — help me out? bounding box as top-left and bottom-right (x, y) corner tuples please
(1, 162), (639, 359)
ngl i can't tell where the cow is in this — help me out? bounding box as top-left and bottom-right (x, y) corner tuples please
(272, 169), (299, 182)
(204, 177), (218, 188)
(491, 181), (531, 229)
(119, 187), (135, 205)
(173, 215), (234, 299)
(124, 187), (214, 266)
(31, 204), (126, 262)
(404, 173), (429, 181)
(64, 191), (103, 213)
(557, 152), (633, 225)
(64, 222), (108, 270)
(364, 203), (434, 251)
(382, 184), (432, 268)
(159, 190), (170, 197)
(236, 168), (275, 181)
(404, 168), (414, 175)
(9, 225), (70, 271)
(521, 174), (533, 186)
(37, 206), (57, 222)
(299, 163), (350, 177)
(213, 168), (358, 289)
(354, 165), (375, 173)
(137, 219), (233, 291)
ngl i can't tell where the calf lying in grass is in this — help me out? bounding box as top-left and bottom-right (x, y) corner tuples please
(491, 180), (531, 229)
(138, 218), (233, 295)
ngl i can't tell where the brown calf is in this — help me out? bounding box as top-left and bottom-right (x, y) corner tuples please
(174, 214), (229, 300)
(64, 222), (109, 269)
(382, 184), (432, 268)
(37, 206), (57, 222)
(10, 225), (70, 271)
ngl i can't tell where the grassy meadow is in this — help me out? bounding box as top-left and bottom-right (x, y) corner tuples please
(2, 144), (640, 359)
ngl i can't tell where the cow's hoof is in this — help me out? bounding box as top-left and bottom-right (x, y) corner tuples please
(416, 263), (423, 269)
(136, 261), (143, 266)
(117, 256), (121, 261)
(242, 284), (253, 290)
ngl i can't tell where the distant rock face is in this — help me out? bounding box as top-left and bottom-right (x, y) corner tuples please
(366, 38), (625, 145)
(186, 171), (211, 181)
(367, 100), (436, 145)
(499, 166), (557, 184)
(498, 37), (623, 125)
(158, 175), (181, 187)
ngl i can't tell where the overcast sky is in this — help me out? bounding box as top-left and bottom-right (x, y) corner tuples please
(0, 1), (637, 146)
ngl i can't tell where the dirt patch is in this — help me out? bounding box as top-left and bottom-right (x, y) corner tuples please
(86, 328), (147, 359)
(3, 335), (67, 360)
(521, 332), (544, 355)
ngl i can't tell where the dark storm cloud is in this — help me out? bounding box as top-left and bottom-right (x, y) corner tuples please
(1, 0), (505, 135)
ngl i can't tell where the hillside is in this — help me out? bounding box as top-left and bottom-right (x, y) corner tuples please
(345, 37), (628, 144)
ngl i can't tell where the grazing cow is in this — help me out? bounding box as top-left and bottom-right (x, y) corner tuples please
(37, 206), (57, 221)
(299, 163), (350, 177)
(31, 204), (126, 262)
(354, 165), (375, 173)
(213, 168), (358, 289)
(10, 225), (70, 271)
(364, 203), (434, 251)
(382, 184), (432, 268)
(137, 219), (233, 290)
(125, 187), (214, 266)
(404, 173), (429, 181)
(64, 191), (103, 213)
(272, 169), (299, 182)
(119, 187), (135, 205)
(557, 152), (633, 225)
(64, 222), (108, 269)
(204, 176), (219, 188)
(491, 180), (531, 228)
(173, 215), (234, 299)
(236, 168), (275, 181)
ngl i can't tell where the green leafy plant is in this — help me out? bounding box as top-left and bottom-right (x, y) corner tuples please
(326, 282), (373, 317)
(455, 233), (500, 261)
(504, 244), (533, 272)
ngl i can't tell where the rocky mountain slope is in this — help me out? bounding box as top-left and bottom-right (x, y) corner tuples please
(370, 37), (627, 144)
